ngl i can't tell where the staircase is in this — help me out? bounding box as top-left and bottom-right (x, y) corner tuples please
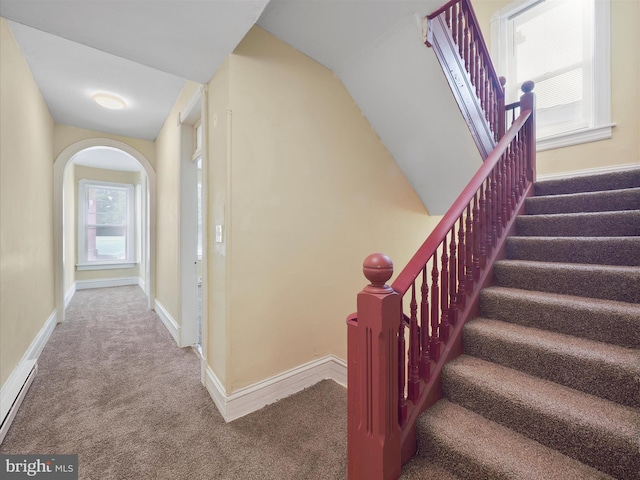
(403, 169), (640, 479)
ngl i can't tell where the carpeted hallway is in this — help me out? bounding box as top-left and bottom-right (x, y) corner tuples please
(0, 286), (347, 479)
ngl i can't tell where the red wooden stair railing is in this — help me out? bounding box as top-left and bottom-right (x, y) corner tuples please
(426, 0), (506, 159)
(346, 1), (537, 479)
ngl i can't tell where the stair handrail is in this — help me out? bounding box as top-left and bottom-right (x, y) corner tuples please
(426, 0), (506, 158)
(347, 81), (536, 480)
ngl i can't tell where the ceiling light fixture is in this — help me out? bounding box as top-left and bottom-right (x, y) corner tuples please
(92, 92), (127, 110)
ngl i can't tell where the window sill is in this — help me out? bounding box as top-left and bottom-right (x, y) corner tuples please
(76, 262), (137, 271)
(537, 123), (616, 152)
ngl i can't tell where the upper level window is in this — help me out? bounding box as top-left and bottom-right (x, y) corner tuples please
(491, 0), (612, 150)
(78, 180), (135, 268)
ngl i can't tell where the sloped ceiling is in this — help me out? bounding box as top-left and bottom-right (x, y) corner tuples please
(258, 1), (482, 214)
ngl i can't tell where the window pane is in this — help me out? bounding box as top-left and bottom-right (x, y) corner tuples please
(513, 0), (585, 84)
(89, 187), (127, 225)
(82, 182), (132, 263)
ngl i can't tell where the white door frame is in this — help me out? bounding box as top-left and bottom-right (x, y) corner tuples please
(53, 138), (156, 322)
(179, 86), (208, 367)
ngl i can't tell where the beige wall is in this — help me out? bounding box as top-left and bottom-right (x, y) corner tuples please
(207, 57), (231, 385)
(72, 165), (141, 282)
(472, 0), (640, 175)
(208, 26), (440, 392)
(154, 81), (201, 323)
(0, 18), (55, 386)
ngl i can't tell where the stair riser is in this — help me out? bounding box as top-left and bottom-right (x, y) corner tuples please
(534, 169), (640, 196)
(506, 237), (640, 266)
(480, 290), (640, 348)
(463, 324), (640, 408)
(494, 263), (640, 303)
(516, 211), (640, 237)
(442, 368), (639, 479)
(525, 188), (640, 214)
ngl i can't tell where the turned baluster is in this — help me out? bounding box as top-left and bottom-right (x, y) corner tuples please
(463, 25), (470, 71)
(472, 194), (480, 282)
(505, 145), (513, 219)
(479, 67), (486, 110)
(484, 177), (494, 255)
(408, 283), (420, 402)
(457, 215), (467, 310)
(490, 167), (500, 246)
(465, 205), (474, 294)
(451, 3), (458, 44)
(398, 315), (407, 426)
(440, 239), (450, 342)
(512, 141), (519, 211)
(501, 156), (508, 229)
(449, 227), (458, 327)
(430, 252), (441, 362)
(457, 9), (464, 58)
(495, 160), (504, 236)
(470, 42), (477, 95)
(478, 184), (487, 270)
(419, 266), (430, 380)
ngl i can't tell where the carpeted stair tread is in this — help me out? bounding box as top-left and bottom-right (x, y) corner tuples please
(400, 456), (461, 480)
(534, 169), (640, 196)
(516, 210), (640, 236)
(525, 187), (640, 214)
(415, 399), (615, 480)
(506, 236), (640, 266)
(463, 317), (640, 408)
(494, 259), (640, 303)
(480, 287), (640, 348)
(442, 355), (640, 479)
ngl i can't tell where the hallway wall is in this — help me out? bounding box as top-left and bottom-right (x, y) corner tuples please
(154, 81), (201, 328)
(0, 18), (55, 386)
(207, 26), (441, 393)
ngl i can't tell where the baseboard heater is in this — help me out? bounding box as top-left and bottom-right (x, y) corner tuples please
(0, 360), (37, 444)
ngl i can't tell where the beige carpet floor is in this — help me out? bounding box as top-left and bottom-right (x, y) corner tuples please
(1, 286), (347, 480)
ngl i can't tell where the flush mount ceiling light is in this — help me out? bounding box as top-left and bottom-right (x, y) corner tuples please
(92, 92), (127, 110)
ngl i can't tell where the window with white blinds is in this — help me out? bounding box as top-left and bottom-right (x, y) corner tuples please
(491, 0), (612, 150)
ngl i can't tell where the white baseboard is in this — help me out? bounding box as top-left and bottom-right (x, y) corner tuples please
(138, 277), (146, 292)
(204, 355), (347, 423)
(1, 308), (57, 444)
(153, 299), (180, 346)
(537, 163), (640, 181)
(75, 277), (140, 290)
(64, 282), (76, 308)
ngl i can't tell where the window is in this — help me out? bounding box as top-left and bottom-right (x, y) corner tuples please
(78, 180), (135, 269)
(491, 0), (612, 150)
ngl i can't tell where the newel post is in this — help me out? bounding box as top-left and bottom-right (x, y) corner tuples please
(347, 253), (402, 480)
(520, 80), (536, 182)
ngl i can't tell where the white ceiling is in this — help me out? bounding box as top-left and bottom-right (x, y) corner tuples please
(1, 0), (482, 213)
(0, 0), (269, 140)
(258, 0), (482, 213)
(72, 147), (142, 173)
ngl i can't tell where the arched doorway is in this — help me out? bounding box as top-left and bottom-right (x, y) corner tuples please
(53, 139), (156, 323)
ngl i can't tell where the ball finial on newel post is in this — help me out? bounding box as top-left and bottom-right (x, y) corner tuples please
(521, 80), (535, 94)
(362, 253), (393, 293)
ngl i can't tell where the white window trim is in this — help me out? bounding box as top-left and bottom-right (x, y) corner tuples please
(77, 179), (137, 269)
(490, 0), (613, 151)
